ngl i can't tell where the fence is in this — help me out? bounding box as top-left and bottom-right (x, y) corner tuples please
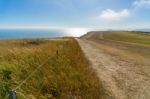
(8, 90), (16, 99)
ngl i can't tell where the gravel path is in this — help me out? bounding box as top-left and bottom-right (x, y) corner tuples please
(77, 38), (150, 99)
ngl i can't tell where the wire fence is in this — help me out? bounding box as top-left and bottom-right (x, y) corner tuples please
(4, 56), (51, 99)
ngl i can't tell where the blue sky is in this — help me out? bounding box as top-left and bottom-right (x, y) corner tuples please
(0, 0), (150, 30)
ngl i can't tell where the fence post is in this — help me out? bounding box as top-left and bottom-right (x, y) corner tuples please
(9, 90), (16, 99)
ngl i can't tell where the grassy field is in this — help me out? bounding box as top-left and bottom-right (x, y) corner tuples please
(0, 38), (102, 99)
(103, 31), (150, 45)
(83, 31), (150, 62)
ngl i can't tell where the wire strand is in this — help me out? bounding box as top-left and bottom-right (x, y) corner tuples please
(4, 56), (51, 99)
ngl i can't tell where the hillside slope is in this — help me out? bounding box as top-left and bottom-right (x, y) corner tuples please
(0, 38), (102, 99)
(78, 31), (150, 99)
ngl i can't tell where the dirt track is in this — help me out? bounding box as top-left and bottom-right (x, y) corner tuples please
(77, 38), (150, 99)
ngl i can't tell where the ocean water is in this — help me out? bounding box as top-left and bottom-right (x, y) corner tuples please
(0, 29), (68, 39)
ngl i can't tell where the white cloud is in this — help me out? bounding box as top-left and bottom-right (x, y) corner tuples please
(99, 9), (129, 21)
(133, 0), (150, 7)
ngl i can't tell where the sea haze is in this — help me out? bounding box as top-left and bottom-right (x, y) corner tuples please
(0, 29), (68, 39)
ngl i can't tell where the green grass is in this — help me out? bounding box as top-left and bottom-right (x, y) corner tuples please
(0, 38), (102, 99)
(103, 32), (150, 45)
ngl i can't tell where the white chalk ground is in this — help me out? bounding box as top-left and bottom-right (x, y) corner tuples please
(77, 38), (150, 99)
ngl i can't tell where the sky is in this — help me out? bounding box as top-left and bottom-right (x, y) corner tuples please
(0, 0), (150, 31)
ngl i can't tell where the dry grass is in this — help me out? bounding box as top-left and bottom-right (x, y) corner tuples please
(83, 31), (150, 57)
(103, 31), (150, 45)
(82, 31), (150, 67)
(0, 38), (102, 99)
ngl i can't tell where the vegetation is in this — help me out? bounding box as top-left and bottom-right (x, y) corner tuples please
(83, 31), (150, 59)
(103, 31), (150, 45)
(0, 38), (102, 99)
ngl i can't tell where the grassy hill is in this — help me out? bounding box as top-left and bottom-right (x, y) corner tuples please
(84, 31), (150, 45)
(0, 38), (102, 99)
(82, 31), (150, 60)
(103, 31), (150, 45)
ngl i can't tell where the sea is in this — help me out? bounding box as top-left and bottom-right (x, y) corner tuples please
(0, 29), (69, 39)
